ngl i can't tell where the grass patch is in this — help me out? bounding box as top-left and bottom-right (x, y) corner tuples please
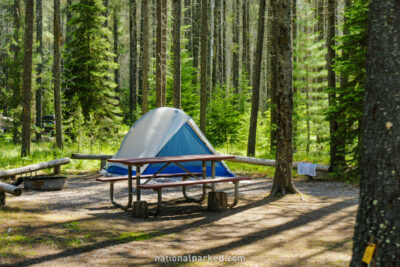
(115, 231), (165, 243)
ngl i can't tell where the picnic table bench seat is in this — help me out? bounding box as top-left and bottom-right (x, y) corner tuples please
(95, 172), (203, 183)
(137, 176), (251, 216)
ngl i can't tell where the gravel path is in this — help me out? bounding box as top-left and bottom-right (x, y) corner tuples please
(14, 173), (359, 211)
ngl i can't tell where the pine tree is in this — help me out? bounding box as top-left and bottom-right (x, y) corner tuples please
(328, 0), (367, 178)
(63, 0), (118, 130)
(293, 1), (328, 154)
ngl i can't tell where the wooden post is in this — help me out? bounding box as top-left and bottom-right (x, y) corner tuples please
(100, 159), (106, 170)
(132, 200), (148, 218)
(54, 166), (60, 175)
(0, 191), (5, 206)
(208, 191), (227, 211)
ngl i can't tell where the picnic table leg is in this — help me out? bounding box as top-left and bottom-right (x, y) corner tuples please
(182, 178), (206, 203)
(156, 189), (162, 216)
(109, 180), (133, 210)
(228, 181), (240, 208)
(202, 161), (206, 179)
(136, 165), (141, 201)
(211, 161), (216, 192)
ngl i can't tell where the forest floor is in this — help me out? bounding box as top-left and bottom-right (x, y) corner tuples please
(0, 172), (358, 267)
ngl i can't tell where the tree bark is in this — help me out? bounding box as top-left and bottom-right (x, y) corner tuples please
(12, 0), (21, 144)
(351, 1), (400, 265)
(232, 0), (240, 93)
(291, 0), (298, 151)
(129, 0), (137, 121)
(113, 5), (120, 97)
(269, 0), (298, 197)
(141, 0), (149, 114)
(211, 0), (219, 89)
(327, 0), (341, 168)
(156, 0), (167, 107)
(221, 0), (226, 85)
(172, 0), (181, 109)
(242, 0), (251, 80)
(103, 0), (108, 27)
(247, 0), (266, 157)
(184, 0), (192, 52)
(199, 0), (208, 132)
(35, 0), (43, 142)
(21, 0), (34, 157)
(53, 0), (63, 149)
(269, 0), (278, 153)
(192, 0), (201, 70)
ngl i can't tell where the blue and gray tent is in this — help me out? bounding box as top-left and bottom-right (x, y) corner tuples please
(102, 107), (234, 177)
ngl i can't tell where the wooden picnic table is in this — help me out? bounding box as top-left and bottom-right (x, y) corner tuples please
(106, 154), (236, 210)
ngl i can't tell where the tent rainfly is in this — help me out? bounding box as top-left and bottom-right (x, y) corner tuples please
(102, 107), (234, 177)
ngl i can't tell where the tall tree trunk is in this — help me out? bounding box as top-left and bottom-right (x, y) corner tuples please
(138, 1), (143, 107)
(208, 0), (214, 93)
(192, 0), (201, 70)
(247, 0), (266, 157)
(219, 0), (226, 85)
(337, 0), (352, 167)
(291, 0), (298, 151)
(327, 0), (340, 168)
(21, 0), (34, 157)
(66, 0), (72, 43)
(269, 0), (278, 153)
(242, 0), (251, 80)
(184, 0), (192, 52)
(35, 0), (43, 142)
(211, 0), (220, 89)
(53, 0), (63, 149)
(172, 0), (181, 108)
(269, 0), (298, 197)
(129, 0), (137, 121)
(12, 0), (21, 144)
(156, 0), (167, 107)
(199, 0), (208, 132)
(103, 0), (108, 27)
(113, 5), (120, 96)
(351, 1), (400, 264)
(141, 0), (149, 114)
(317, 0), (325, 84)
(232, 0), (240, 93)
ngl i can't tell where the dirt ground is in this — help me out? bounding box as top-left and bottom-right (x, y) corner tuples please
(0, 173), (359, 267)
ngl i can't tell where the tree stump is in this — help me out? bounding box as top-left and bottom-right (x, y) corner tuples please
(0, 192), (5, 206)
(132, 201), (148, 218)
(208, 192), (228, 212)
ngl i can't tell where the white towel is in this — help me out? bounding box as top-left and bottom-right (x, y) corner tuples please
(297, 162), (317, 177)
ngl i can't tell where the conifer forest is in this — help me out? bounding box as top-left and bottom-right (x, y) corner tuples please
(0, 0), (399, 265)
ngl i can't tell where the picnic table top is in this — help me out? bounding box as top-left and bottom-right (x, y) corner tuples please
(107, 154), (236, 166)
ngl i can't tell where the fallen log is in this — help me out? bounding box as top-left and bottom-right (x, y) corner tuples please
(225, 155), (332, 172)
(0, 157), (70, 179)
(71, 153), (113, 170)
(0, 181), (22, 196)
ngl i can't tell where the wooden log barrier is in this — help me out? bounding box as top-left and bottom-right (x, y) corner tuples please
(0, 181), (22, 206)
(225, 155), (332, 172)
(0, 157), (71, 179)
(71, 154), (112, 170)
(0, 181), (22, 196)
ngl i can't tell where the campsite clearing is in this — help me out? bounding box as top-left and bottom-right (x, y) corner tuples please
(0, 172), (358, 266)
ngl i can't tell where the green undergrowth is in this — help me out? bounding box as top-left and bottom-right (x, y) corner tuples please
(1, 129), (330, 177)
